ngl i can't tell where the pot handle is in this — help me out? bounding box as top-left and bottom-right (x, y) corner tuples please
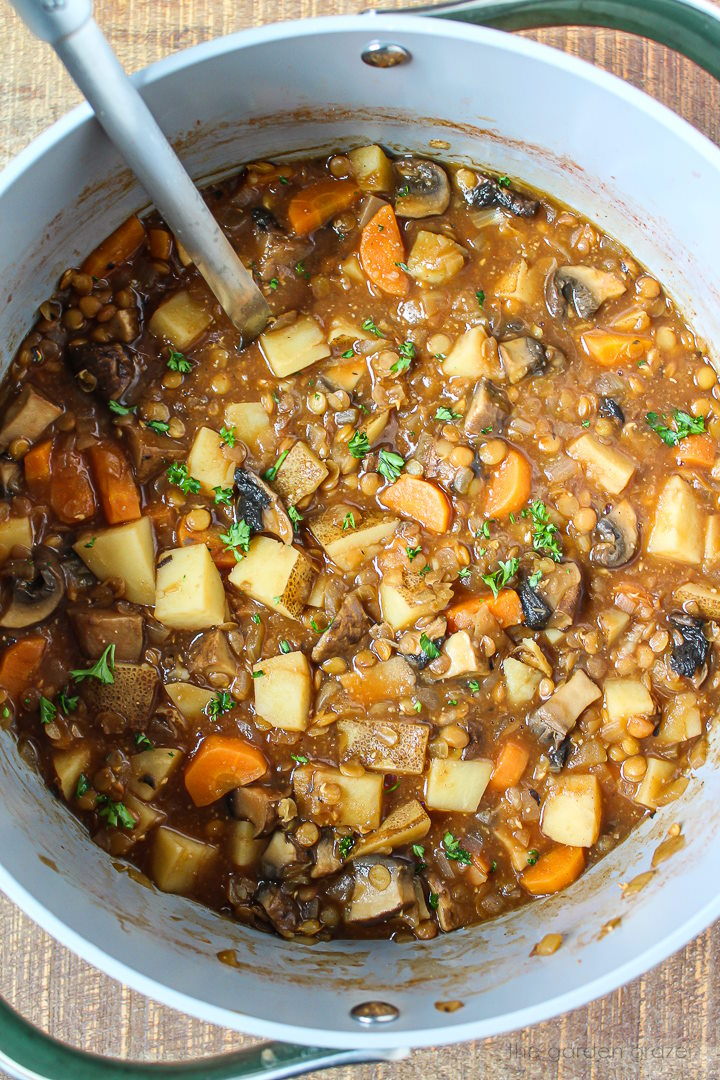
(380, 0), (720, 82)
(0, 993), (406, 1080)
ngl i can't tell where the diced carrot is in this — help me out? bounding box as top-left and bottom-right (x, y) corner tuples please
(49, 445), (96, 525)
(676, 432), (716, 469)
(82, 215), (146, 278)
(88, 442), (141, 525)
(359, 203), (409, 297)
(176, 519), (235, 570)
(380, 474), (452, 533)
(184, 734), (268, 807)
(0, 636), (46, 702)
(484, 448), (532, 518)
(581, 328), (652, 367)
(488, 740), (530, 792)
(520, 845), (585, 896)
(446, 588), (523, 632)
(23, 438), (53, 500)
(147, 227), (173, 261)
(287, 179), (358, 236)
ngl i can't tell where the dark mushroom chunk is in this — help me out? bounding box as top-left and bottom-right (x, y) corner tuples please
(121, 420), (185, 483)
(229, 786), (286, 837)
(591, 501), (639, 570)
(67, 341), (138, 402)
(394, 160), (450, 218)
(467, 175), (539, 218)
(669, 612), (709, 680)
(464, 379), (511, 437)
(311, 592), (368, 664)
(188, 629), (238, 682)
(0, 458), (23, 495)
(250, 206), (281, 232)
(346, 857), (416, 924)
(498, 337), (547, 385)
(68, 607), (144, 663)
(0, 549), (65, 629)
(234, 467), (293, 545)
(254, 883), (301, 938)
(555, 265), (626, 320)
(311, 835), (343, 879)
(426, 874), (464, 932)
(537, 561), (583, 631)
(547, 734), (572, 772)
(527, 669), (600, 743)
(0, 386), (62, 453)
(598, 397), (625, 424)
(518, 577), (552, 630)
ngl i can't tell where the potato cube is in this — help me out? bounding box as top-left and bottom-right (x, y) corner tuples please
(259, 315), (330, 377)
(425, 758), (493, 813)
(227, 820), (267, 868)
(440, 631), (485, 679)
(293, 764), (383, 830)
(598, 608), (630, 645)
(272, 441), (328, 506)
(155, 544), (226, 630)
(634, 757), (675, 809)
(352, 800), (431, 858)
(408, 230), (466, 286)
(128, 747), (183, 801)
(53, 745), (91, 802)
(567, 434), (636, 495)
(603, 678), (655, 724)
(380, 569), (450, 632)
(704, 514), (720, 564)
(148, 289), (212, 350)
(338, 718), (428, 775)
(186, 426), (235, 494)
(310, 507), (398, 573)
(228, 536), (314, 620)
(349, 145), (394, 192)
(321, 357), (366, 392)
(647, 474), (704, 565)
(74, 516), (156, 606)
(442, 326), (493, 380)
(165, 682), (215, 724)
(503, 656), (542, 706)
(541, 774), (602, 847)
(224, 402), (272, 450)
(0, 385), (62, 452)
(252, 651), (311, 732)
(0, 515), (33, 566)
(655, 692), (702, 745)
(150, 826), (216, 893)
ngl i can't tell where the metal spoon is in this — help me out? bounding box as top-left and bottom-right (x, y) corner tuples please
(9, 0), (270, 344)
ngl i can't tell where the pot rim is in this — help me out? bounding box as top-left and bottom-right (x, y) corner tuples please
(2, 12), (720, 1050)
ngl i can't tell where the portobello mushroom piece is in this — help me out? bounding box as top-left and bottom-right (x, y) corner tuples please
(394, 160), (450, 218)
(498, 337), (547, 385)
(0, 386), (63, 452)
(67, 341), (138, 402)
(228, 786), (286, 837)
(260, 830), (310, 880)
(346, 856), (416, 924)
(527, 669), (601, 743)
(555, 265), (626, 319)
(0, 458), (22, 496)
(547, 733), (572, 772)
(122, 420), (185, 483)
(311, 591), (368, 664)
(311, 834), (343, 879)
(426, 874), (464, 932)
(591, 500), (639, 569)
(81, 662), (159, 731)
(254, 883), (302, 939)
(668, 612), (709, 681)
(68, 607), (144, 663)
(0, 549), (64, 629)
(188, 629), (238, 682)
(598, 397), (625, 424)
(467, 175), (539, 218)
(534, 561), (583, 631)
(518, 577), (552, 630)
(464, 379), (511, 437)
(250, 206), (281, 232)
(234, 466), (293, 545)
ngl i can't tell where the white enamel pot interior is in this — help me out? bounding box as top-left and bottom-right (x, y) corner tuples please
(1, 13), (720, 1052)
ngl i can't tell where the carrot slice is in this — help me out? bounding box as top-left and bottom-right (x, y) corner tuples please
(49, 445), (96, 525)
(446, 589), (523, 632)
(287, 179), (358, 236)
(520, 845), (585, 895)
(380, 474), (452, 533)
(484, 448), (532, 517)
(676, 432), (716, 469)
(23, 438), (53, 501)
(359, 203), (409, 297)
(184, 735), (268, 807)
(0, 636), (46, 702)
(176, 519), (235, 571)
(581, 328), (652, 367)
(488, 740), (530, 792)
(88, 442), (141, 525)
(82, 215), (146, 278)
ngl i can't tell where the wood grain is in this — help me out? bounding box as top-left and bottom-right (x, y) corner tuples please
(2, 2), (720, 1077)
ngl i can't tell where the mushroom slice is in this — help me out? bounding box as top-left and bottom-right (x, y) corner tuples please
(250, 206), (281, 232)
(598, 397), (625, 424)
(394, 159), (450, 218)
(534, 561), (583, 631)
(518, 577), (552, 630)
(464, 379), (511, 437)
(234, 466), (293, 545)
(591, 501), (639, 569)
(229, 786), (287, 837)
(674, 582), (720, 621)
(82, 663), (160, 730)
(0, 549), (65, 629)
(467, 175), (539, 218)
(499, 337), (547, 384)
(311, 591), (368, 664)
(668, 612), (709, 681)
(346, 857), (416, 924)
(555, 265), (626, 319)
(528, 669), (601, 742)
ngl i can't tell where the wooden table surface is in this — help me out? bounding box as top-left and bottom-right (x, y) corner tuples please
(2, 2), (720, 1077)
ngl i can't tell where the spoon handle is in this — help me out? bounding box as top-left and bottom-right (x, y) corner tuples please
(9, 0), (270, 343)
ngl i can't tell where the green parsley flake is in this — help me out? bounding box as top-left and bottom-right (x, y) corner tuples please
(134, 732), (153, 750)
(645, 408), (705, 447)
(362, 317), (384, 338)
(341, 348), (354, 359)
(468, 679), (480, 694)
(205, 691), (233, 720)
(339, 836), (355, 858)
(342, 511), (356, 531)
(76, 773), (90, 798)
(528, 569), (543, 589)
(108, 400), (136, 416)
(458, 566), (471, 581)
(251, 670), (264, 679)
(220, 425), (236, 448)
(428, 892), (439, 910)
(419, 633), (441, 660)
(291, 753), (309, 764)
(252, 614), (261, 624)
(476, 289), (485, 307)
(396, 184), (410, 198)
(167, 462), (201, 495)
(220, 520), (251, 561)
(268, 277), (279, 291)
(529, 500), (562, 562)
(97, 797), (135, 830)
(481, 557), (519, 600)
(57, 689), (78, 713)
(167, 350), (192, 373)
(263, 449), (290, 482)
(279, 640), (291, 654)
(435, 406), (461, 423)
(295, 260), (309, 279)
(39, 696), (56, 726)
(84, 538), (96, 549)
(288, 505), (303, 530)
(443, 831), (472, 865)
(498, 175), (511, 188)
(213, 485), (234, 506)
(527, 849), (539, 866)
(406, 545), (422, 561)
(71, 644), (115, 685)
(348, 430), (370, 459)
(146, 420), (170, 435)
(390, 341), (415, 375)
(378, 449), (405, 483)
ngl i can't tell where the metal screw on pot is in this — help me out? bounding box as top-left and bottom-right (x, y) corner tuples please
(361, 41), (412, 66)
(350, 1000), (401, 1024)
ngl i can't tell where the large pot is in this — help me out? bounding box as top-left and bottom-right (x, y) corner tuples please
(2, 2), (720, 1076)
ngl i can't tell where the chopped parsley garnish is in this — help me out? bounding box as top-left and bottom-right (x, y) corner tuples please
(146, 420), (170, 435)
(477, 518), (494, 540)
(57, 689), (78, 713)
(338, 836), (355, 858)
(390, 341), (415, 375)
(39, 696), (56, 726)
(268, 277), (279, 291)
(205, 690), (233, 720)
(167, 350), (192, 373)
(288, 505), (303, 530)
(406, 545), (422, 561)
(219, 520), (251, 560)
(252, 613), (261, 624)
(645, 408), (705, 447)
(341, 348), (354, 359)
(480, 425), (493, 434)
(343, 511), (356, 531)
(362, 317), (384, 338)
(443, 831), (472, 865)
(395, 261), (410, 273)
(291, 753), (309, 764)
(476, 289), (485, 306)
(413, 701), (422, 713)
(84, 538), (96, 549)
(213, 485), (234, 506)
(428, 892), (439, 910)
(279, 640), (291, 654)
(528, 569), (543, 589)
(468, 679), (480, 694)
(263, 449), (289, 481)
(251, 670), (264, 679)
(412, 843), (426, 871)
(134, 732), (153, 750)
(220, 425), (236, 448)
(295, 260), (309, 279)
(97, 797), (135, 830)
(435, 406), (461, 423)
(377, 449), (405, 483)
(529, 500), (562, 562)
(384, 779), (400, 792)
(419, 633), (441, 660)
(108, 400), (136, 416)
(481, 557), (519, 600)
(418, 563), (431, 577)
(498, 175), (511, 188)
(458, 566), (471, 581)
(527, 849), (539, 866)
(167, 462), (201, 495)
(76, 773), (90, 798)
(348, 430), (371, 459)
(581, 419), (591, 428)
(310, 618), (320, 633)
(71, 644), (115, 685)
(396, 184), (410, 198)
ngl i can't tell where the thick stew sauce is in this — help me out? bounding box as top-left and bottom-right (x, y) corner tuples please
(1, 147), (718, 941)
